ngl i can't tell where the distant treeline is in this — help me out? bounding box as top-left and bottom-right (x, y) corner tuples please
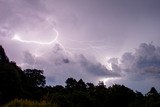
(0, 45), (160, 107)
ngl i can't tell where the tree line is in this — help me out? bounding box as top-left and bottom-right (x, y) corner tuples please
(0, 45), (160, 107)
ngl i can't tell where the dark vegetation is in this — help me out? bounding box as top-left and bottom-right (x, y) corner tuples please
(0, 45), (160, 107)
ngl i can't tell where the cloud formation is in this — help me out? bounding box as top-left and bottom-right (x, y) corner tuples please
(22, 44), (120, 85)
(120, 43), (160, 79)
(23, 42), (160, 91)
(105, 43), (160, 92)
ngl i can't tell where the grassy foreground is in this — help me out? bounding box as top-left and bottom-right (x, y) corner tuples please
(1, 99), (59, 107)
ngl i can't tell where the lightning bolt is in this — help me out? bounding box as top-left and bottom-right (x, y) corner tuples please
(11, 17), (109, 54)
(100, 77), (120, 86)
(11, 22), (66, 68)
(11, 18), (118, 85)
(11, 18), (112, 70)
(12, 28), (59, 45)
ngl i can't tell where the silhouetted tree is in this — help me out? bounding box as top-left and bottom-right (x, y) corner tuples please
(0, 45), (9, 63)
(53, 85), (64, 92)
(77, 79), (86, 90)
(146, 87), (159, 96)
(107, 84), (136, 107)
(0, 47), (22, 103)
(65, 77), (77, 89)
(97, 81), (106, 88)
(23, 69), (46, 88)
(86, 82), (94, 89)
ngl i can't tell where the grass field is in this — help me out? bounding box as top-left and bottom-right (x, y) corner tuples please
(1, 99), (59, 107)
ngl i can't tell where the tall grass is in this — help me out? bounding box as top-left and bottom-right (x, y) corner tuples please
(1, 99), (59, 107)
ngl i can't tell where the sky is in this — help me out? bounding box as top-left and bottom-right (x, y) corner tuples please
(0, 0), (160, 93)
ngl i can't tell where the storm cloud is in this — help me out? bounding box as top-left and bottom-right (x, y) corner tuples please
(22, 44), (120, 85)
(106, 43), (160, 93)
(0, 0), (160, 92)
(120, 43), (160, 79)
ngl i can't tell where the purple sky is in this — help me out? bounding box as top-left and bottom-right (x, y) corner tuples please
(0, 0), (160, 93)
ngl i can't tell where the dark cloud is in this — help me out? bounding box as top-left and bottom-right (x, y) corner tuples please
(22, 44), (120, 85)
(108, 58), (118, 65)
(121, 43), (160, 79)
(78, 54), (120, 77)
(103, 43), (160, 93)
